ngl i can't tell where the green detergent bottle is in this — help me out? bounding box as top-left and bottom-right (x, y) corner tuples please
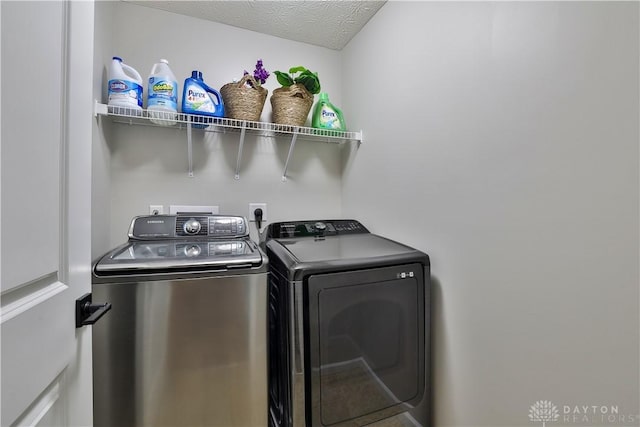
(312, 93), (346, 131)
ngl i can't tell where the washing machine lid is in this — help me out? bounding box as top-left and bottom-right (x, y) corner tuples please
(274, 233), (420, 264)
(94, 238), (263, 274)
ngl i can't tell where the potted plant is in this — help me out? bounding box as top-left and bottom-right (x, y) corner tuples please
(271, 66), (321, 126)
(220, 59), (270, 121)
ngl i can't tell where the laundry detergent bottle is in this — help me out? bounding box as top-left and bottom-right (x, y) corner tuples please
(182, 71), (225, 127)
(312, 92), (346, 131)
(107, 56), (143, 111)
(147, 59), (178, 126)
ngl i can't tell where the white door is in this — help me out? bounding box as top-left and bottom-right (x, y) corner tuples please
(1, 1), (95, 426)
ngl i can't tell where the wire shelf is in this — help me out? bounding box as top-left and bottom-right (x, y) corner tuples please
(95, 103), (362, 143)
(94, 102), (362, 180)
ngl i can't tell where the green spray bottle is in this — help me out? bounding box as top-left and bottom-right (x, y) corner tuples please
(312, 93), (346, 131)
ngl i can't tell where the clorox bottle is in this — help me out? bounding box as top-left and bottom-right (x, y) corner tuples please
(147, 59), (178, 126)
(107, 56), (143, 111)
(182, 71), (225, 126)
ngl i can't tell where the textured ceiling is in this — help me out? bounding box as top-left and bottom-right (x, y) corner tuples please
(124, 0), (386, 50)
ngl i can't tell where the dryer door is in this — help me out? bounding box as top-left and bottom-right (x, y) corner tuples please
(306, 263), (426, 426)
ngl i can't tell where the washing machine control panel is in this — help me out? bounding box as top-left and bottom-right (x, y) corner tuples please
(265, 219), (369, 239)
(128, 215), (248, 240)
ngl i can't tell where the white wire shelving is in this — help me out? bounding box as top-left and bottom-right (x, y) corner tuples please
(94, 102), (362, 180)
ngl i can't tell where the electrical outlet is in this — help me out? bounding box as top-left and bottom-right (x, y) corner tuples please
(249, 203), (267, 222)
(149, 205), (164, 215)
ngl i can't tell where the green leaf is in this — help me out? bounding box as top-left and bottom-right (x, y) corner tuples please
(293, 75), (307, 85)
(274, 71), (293, 87)
(311, 80), (321, 94)
(276, 67), (321, 92)
(309, 80), (321, 94)
(298, 70), (314, 79)
(296, 74), (321, 95)
(288, 66), (306, 74)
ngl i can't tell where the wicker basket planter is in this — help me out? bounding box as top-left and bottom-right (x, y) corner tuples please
(270, 84), (314, 127)
(220, 74), (268, 122)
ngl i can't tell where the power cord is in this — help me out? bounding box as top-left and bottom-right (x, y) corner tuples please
(254, 208), (263, 231)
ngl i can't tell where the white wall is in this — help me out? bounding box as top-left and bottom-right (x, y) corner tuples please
(92, 0), (114, 259)
(342, 2), (639, 426)
(99, 2), (346, 248)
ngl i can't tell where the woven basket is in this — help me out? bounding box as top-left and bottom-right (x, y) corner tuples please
(270, 84), (314, 127)
(220, 74), (268, 122)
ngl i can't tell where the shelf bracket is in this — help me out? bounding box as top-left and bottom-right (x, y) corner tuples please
(94, 100), (107, 117)
(234, 121), (247, 180)
(282, 129), (299, 182)
(187, 121), (194, 177)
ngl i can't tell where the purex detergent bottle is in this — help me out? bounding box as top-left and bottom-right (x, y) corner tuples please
(182, 71), (225, 125)
(312, 92), (346, 131)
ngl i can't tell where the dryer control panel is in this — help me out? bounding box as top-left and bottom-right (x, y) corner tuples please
(128, 215), (248, 240)
(264, 219), (369, 239)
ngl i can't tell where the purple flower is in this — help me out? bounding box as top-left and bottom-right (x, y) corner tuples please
(253, 59), (270, 85)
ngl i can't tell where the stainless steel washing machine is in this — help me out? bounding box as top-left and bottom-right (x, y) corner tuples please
(92, 214), (268, 427)
(262, 220), (431, 427)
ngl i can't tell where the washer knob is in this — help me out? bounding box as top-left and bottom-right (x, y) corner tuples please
(314, 222), (327, 232)
(183, 218), (201, 235)
(184, 244), (202, 257)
